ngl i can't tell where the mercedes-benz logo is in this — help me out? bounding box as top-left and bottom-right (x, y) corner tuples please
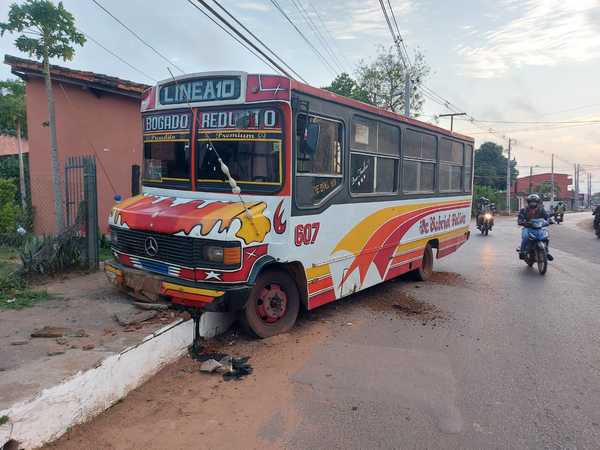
(144, 237), (159, 257)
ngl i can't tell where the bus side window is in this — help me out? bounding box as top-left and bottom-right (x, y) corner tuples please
(464, 144), (473, 193)
(402, 129), (436, 193)
(295, 114), (343, 207)
(439, 139), (464, 192)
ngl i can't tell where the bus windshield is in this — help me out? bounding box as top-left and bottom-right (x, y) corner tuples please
(143, 111), (192, 189)
(196, 107), (283, 192)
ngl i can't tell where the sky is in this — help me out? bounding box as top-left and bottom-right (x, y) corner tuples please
(1, 0), (599, 191)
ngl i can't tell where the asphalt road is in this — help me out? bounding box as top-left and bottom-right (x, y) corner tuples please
(48, 213), (600, 450)
(285, 212), (600, 450)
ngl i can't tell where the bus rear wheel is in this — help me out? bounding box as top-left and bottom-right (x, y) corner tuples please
(413, 243), (434, 281)
(242, 269), (300, 338)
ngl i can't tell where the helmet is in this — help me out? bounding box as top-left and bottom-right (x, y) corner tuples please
(479, 196), (489, 203)
(527, 194), (541, 206)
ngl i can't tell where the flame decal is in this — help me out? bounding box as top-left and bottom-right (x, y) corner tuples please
(273, 199), (287, 234)
(335, 201), (471, 287)
(113, 195), (271, 244)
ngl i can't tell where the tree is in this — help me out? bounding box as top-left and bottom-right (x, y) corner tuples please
(474, 142), (518, 190)
(0, 79), (27, 208)
(354, 46), (429, 116)
(1, 0), (85, 233)
(535, 181), (560, 200)
(323, 72), (370, 103)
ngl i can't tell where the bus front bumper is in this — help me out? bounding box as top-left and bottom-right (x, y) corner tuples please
(104, 261), (252, 312)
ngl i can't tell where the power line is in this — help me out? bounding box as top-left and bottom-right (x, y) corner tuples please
(185, 0), (288, 77)
(288, 0), (347, 74)
(456, 118), (600, 125)
(269, 0), (339, 77)
(210, 0), (307, 82)
(305, 0), (354, 72)
(90, 0), (185, 75)
(80, 30), (157, 82)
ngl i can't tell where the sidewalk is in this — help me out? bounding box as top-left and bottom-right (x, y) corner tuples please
(0, 270), (194, 449)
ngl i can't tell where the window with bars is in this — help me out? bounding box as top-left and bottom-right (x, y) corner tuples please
(402, 129), (436, 193)
(350, 117), (400, 195)
(439, 139), (464, 192)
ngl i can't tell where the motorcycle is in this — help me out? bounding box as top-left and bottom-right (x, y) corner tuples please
(593, 208), (600, 238)
(520, 218), (551, 275)
(553, 210), (564, 224)
(477, 212), (494, 236)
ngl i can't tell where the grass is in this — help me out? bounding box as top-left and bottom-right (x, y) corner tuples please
(0, 246), (19, 278)
(0, 289), (53, 310)
(0, 245), (54, 310)
(99, 245), (113, 261)
(0, 415), (8, 426)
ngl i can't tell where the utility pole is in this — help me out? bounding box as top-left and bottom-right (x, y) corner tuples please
(404, 73), (411, 118)
(528, 165), (536, 194)
(550, 153), (555, 207)
(506, 139), (513, 215)
(438, 112), (466, 132)
(574, 164), (580, 209)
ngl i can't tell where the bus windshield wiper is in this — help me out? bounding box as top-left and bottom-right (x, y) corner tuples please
(167, 69), (259, 230)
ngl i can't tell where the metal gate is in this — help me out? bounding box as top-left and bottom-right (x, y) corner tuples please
(65, 155), (99, 270)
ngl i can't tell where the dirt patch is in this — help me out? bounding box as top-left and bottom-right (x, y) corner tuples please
(43, 318), (330, 450)
(429, 271), (467, 287)
(576, 218), (594, 232)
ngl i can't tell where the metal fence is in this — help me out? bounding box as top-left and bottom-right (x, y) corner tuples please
(65, 155), (99, 270)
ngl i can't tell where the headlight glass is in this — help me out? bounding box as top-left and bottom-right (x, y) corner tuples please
(204, 246), (224, 263)
(484, 213), (492, 220)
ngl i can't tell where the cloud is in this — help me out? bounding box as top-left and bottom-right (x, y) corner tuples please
(457, 0), (600, 78)
(237, 2), (270, 12)
(322, 0), (413, 40)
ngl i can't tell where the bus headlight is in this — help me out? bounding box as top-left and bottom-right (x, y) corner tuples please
(204, 246), (224, 263)
(203, 245), (241, 266)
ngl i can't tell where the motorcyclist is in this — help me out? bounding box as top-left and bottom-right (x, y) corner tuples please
(553, 201), (566, 216)
(517, 193), (553, 260)
(476, 197), (492, 228)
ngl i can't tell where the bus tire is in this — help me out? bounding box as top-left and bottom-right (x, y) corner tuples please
(242, 268), (300, 338)
(413, 243), (434, 281)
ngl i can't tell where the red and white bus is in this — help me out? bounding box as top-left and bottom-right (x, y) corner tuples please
(105, 72), (473, 338)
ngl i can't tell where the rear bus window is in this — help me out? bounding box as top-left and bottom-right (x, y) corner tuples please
(439, 139), (464, 192)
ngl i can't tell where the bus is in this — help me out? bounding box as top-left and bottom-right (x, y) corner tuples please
(105, 72), (474, 338)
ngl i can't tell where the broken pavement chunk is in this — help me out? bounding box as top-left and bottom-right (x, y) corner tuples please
(31, 326), (69, 338)
(114, 310), (157, 327)
(199, 359), (223, 373)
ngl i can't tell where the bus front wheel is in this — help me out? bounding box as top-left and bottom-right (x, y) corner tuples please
(413, 243), (434, 281)
(242, 268), (300, 338)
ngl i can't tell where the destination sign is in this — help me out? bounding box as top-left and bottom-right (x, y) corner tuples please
(158, 77), (241, 105)
(144, 112), (190, 132)
(198, 108), (280, 130)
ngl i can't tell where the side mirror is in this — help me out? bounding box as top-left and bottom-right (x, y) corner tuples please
(302, 122), (320, 156)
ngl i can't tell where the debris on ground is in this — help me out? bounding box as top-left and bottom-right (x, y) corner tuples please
(429, 271), (467, 287)
(10, 340), (29, 346)
(47, 350), (65, 356)
(31, 326), (88, 338)
(133, 301), (169, 311)
(31, 326), (69, 338)
(82, 344), (95, 351)
(190, 347), (253, 381)
(114, 310), (157, 327)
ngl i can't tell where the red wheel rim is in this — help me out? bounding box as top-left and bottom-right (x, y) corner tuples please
(256, 283), (288, 323)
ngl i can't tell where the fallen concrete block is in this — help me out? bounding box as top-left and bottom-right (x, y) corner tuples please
(114, 310), (157, 327)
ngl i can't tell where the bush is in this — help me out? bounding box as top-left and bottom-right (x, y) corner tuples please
(19, 227), (83, 276)
(0, 178), (19, 234)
